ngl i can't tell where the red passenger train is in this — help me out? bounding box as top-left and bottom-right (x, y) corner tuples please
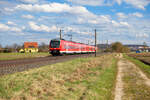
(49, 39), (97, 56)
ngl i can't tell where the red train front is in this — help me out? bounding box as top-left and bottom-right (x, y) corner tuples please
(49, 39), (97, 56)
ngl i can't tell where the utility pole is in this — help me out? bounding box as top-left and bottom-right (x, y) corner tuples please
(88, 40), (89, 45)
(95, 29), (97, 57)
(70, 30), (73, 41)
(88, 40), (89, 55)
(70, 34), (72, 41)
(60, 29), (62, 40)
(107, 40), (108, 49)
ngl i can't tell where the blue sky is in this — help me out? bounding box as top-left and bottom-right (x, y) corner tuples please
(0, 0), (150, 46)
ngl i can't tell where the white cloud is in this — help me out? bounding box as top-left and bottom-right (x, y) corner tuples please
(0, 23), (22, 32)
(124, 0), (150, 10)
(77, 16), (99, 24)
(28, 21), (58, 32)
(4, 3), (111, 26)
(88, 20), (99, 24)
(117, 12), (128, 19)
(136, 33), (149, 38)
(77, 18), (85, 24)
(116, 12), (143, 19)
(61, 26), (91, 35)
(67, 0), (150, 10)
(19, 0), (38, 3)
(11, 27), (22, 32)
(15, 3), (89, 15)
(111, 20), (130, 27)
(77, 15), (111, 24)
(132, 12), (143, 18)
(7, 21), (16, 25)
(0, 23), (9, 31)
(13, 3), (99, 21)
(14, 3), (98, 24)
(22, 14), (34, 19)
(112, 20), (120, 27)
(4, 8), (14, 12)
(100, 15), (111, 23)
(120, 22), (130, 27)
(21, 26), (26, 30)
(115, 0), (122, 5)
(67, 0), (106, 6)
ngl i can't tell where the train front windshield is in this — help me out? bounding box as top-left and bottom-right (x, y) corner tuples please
(50, 40), (60, 48)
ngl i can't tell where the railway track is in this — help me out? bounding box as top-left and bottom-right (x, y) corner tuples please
(0, 54), (98, 76)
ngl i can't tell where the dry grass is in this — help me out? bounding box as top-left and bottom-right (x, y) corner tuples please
(124, 54), (150, 78)
(0, 54), (117, 100)
(127, 53), (150, 64)
(0, 52), (49, 60)
(122, 58), (150, 100)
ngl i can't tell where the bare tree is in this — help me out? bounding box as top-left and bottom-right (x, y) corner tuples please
(143, 42), (148, 51)
(3, 45), (12, 53)
(143, 42), (147, 46)
(2, 43), (22, 53)
(12, 43), (18, 52)
(0, 43), (3, 53)
(0, 44), (2, 48)
(39, 42), (49, 52)
(12, 43), (23, 52)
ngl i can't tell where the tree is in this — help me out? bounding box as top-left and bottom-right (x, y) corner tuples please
(3, 45), (12, 53)
(39, 42), (49, 52)
(0, 44), (2, 48)
(111, 42), (122, 52)
(143, 42), (147, 46)
(12, 43), (18, 52)
(143, 42), (147, 51)
(111, 42), (130, 53)
(0, 44), (3, 53)
(11, 43), (23, 52)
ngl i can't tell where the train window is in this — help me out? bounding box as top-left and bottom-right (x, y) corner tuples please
(50, 40), (60, 48)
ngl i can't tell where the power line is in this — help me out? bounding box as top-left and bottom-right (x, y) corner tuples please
(95, 29), (97, 57)
(60, 29), (62, 40)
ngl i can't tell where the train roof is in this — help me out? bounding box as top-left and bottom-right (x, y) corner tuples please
(51, 38), (65, 41)
(51, 38), (95, 47)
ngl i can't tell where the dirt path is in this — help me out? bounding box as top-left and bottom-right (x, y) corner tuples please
(128, 61), (150, 86)
(114, 54), (124, 100)
(114, 53), (150, 100)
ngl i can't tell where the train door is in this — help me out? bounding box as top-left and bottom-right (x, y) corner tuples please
(65, 42), (69, 54)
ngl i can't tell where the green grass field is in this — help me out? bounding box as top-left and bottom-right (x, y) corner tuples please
(0, 54), (117, 100)
(0, 52), (50, 60)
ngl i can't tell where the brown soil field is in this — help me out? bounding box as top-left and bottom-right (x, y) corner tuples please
(128, 53), (150, 65)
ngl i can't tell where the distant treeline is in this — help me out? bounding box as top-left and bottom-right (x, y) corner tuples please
(0, 42), (49, 53)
